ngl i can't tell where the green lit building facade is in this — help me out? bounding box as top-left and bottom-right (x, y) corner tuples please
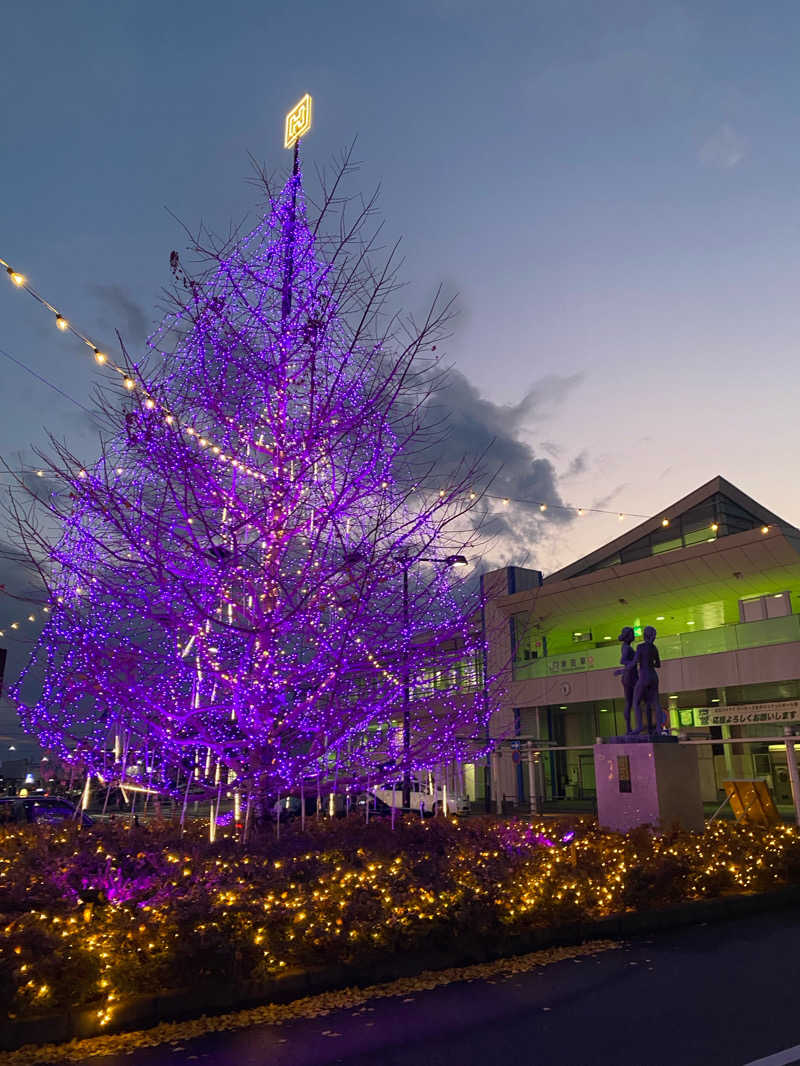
(480, 476), (800, 810)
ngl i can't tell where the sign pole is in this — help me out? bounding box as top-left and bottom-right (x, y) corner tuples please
(784, 729), (800, 826)
(281, 94), (313, 322)
(527, 741), (538, 815)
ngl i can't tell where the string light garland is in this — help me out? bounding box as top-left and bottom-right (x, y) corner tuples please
(0, 261), (649, 523)
(0, 258), (271, 484)
(0, 604), (50, 640)
(0, 462), (650, 522)
(8, 160), (499, 802)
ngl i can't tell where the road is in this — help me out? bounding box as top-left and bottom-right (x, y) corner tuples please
(81, 907), (800, 1066)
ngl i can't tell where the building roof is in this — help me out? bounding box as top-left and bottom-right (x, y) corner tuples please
(489, 477), (800, 652)
(546, 475), (800, 584)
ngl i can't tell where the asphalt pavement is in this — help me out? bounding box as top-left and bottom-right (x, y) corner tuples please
(83, 906), (800, 1066)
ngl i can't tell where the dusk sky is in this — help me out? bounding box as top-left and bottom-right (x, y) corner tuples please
(2, 1), (800, 746)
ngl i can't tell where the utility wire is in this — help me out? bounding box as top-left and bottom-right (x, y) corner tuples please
(0, 344), (95, 417)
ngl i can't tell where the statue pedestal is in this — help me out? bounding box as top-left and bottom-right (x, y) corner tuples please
(594, 737), (704, 833)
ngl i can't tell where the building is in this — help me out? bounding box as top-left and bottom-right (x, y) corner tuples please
(475, 476), (800, 811)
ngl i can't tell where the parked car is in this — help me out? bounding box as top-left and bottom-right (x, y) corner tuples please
(271, 784), (468, 821)
(353, 791), (394, 817)
(372, 777), (470, 815)
(0, 795), (94, 827)
(272, 794), (319, 821)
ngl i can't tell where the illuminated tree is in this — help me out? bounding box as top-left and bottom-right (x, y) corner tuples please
(9, 153), (496, 806)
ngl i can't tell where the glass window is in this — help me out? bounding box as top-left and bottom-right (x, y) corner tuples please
(718, 496), (764, 535)
(458, 652), (482, 691)
(580, 553), (621, 574)
(651, 535), (683, 555)
(619, 538), (651, 564)
(513, 612), (543, 662)
(617, 756), (632, 793)
(684, 527), (717, 547)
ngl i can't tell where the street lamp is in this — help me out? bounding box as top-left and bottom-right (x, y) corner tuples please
(401, 553), (468, 811)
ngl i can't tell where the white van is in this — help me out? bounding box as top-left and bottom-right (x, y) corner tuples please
(372, 777), (470, 815)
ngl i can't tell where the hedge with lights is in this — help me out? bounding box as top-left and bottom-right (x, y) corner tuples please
(2, 816), (800, 1024)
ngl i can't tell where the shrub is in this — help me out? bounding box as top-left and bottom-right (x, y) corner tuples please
(1, 815), (797, 1021)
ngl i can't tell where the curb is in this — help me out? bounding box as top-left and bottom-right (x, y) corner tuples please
(3, 883), (800, 1052)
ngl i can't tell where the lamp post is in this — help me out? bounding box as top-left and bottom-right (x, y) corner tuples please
(401, 554), (468, 811)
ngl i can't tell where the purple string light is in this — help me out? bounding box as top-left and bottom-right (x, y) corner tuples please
(12, 165), (496, 802)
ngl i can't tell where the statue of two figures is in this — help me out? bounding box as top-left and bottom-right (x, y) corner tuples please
(616, 626), (668, 736)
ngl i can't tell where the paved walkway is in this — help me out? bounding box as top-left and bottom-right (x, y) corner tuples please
(67, 905), (800, 1066)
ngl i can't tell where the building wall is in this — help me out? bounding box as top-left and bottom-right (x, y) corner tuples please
(482, 573), (800, 809)
(466, 495), (800, 811)
(506, 640), (800, 710)
(480, 567), (542, 808)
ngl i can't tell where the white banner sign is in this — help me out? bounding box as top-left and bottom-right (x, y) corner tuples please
(691, 700), (800, 728)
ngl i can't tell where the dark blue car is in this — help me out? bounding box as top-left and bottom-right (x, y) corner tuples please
(0, 795), (94, 827)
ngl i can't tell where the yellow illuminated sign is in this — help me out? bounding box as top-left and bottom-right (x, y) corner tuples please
(284, 93), (313, 149)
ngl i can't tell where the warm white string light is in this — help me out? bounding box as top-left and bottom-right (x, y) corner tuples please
(0, 257), (269, 483)
(0, 249), (769, 646)
(0, 256), (653, 521)
(0, 604), (51, 640)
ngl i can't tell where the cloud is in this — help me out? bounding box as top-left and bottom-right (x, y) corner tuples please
(698, 124), (748, 170)
(564, 450), (589, 479)
(417, 367), (585, 564)
(90, 284), (152, 350)
(426, 368), (583, 501)
(591, 483), (629, 511)
(16, 470), (61, 503)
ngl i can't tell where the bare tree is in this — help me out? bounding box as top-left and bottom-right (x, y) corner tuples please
(5, 149), (499, 806)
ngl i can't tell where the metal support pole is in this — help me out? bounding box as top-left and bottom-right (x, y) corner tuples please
(280, 140), (300, 323)
(479, 572), (491, 813)
(784, 730), (800, 827)
(721, 724), (735, 778)
(402, 565), (411, 811)
(527, 741), (538, 815)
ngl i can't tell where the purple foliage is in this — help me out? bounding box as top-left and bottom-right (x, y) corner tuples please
(11, 161), (496, 801)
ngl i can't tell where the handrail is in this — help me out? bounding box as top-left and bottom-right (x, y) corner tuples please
(514, 613), (800, 681)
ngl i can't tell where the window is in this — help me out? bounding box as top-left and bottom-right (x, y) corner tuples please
(617, 755), (632, 793)
(571, 491), (778, 577)
(458, 652), (482, 691)
(651, 534), (683, 555)
(513, 612), (542, 661)
(619, 539), (651, 565)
